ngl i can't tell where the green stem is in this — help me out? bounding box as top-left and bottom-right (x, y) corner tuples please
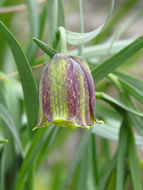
(0, 139), (8, 144)
(95, 92), (104, 99)
(58, 27), (67, 54)
(78, 0), (84, 56)
(108, 73), (123, 93)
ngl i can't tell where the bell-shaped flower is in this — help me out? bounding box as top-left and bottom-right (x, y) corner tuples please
(35, 53), (96, 129)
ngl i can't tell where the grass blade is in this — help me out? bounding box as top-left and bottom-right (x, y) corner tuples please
(92, 0), (139, 44)
(15, 126), (57, 190)
(96, 92), (143, 118)
(35, 127), (59, 169)
(66, 0), (114, 45)
(92, 35), (143, 84)
(91, 123), (143, 147)
(60, 131), (90, 190)
(116, 119), (128, 190)
(0, 104), (23, 156)
(0, 21), (38, 135)
(127, 125), (143, 190)
(76, 148), (89, 190)
(33, 37), (58, 58)
(90, 134), (99, 186)
(70, 39), (133, 59)
(39, 5), (48, 38)
(114, 71), (143, 93)
(47, 0), (58, 46)
(57, 0), (65, 27)
(97, 154), (117, 190)
(25, 0), (40, 62)
(114, 71), (143, 104)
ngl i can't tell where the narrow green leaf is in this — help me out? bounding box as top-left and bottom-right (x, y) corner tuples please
(57, 0), (65, 27)
(91, 123), (143, 147)
(119, 91), (143, 136)
(97, 154), (117, 190)
(108, 72), (143, 137)
(91, 124), (119, 142)
(77, 135), (97, 190)
(92, 35), (143, 84)
(70, 39), (133, 59)
(66, 0), (114, 45)
(39, 5), (48, 38)
(47, 0), (58, 46)
(127, 125), (143, 190)
(27, 127), (59, 190)
(15, 126), (57, 190)
(25, 0), (39, 62)
(26, 165), (35, 190)
(33, 37), (58, 58)
(114, 71), (143, 104)
(96, 92), (143, 118)
(67, 25), (103, 46)
(15, 128), (46, 190)
(60, 131), (90, 190)
(114, 71), (143, 93)
(77, 149), (88, 190)
(35, 127), (59, 169)
(106, 10), (143, 56)
(116, 119), (128, 190)
(0, 72), (6, 105)
(85, 135), (98, 190)
(31, 39), (133, 65)
(0, 104), (23, 156)
(90, 134), (99, 186)
(78, 0), (84, 56)
(0, 21), (38, 134)
(91, 0), (139, 44)
(101, 139), (110, 162)
(106, 170), (116, 190)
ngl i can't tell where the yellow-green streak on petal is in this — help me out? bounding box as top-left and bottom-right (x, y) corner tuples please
(49, 54), (68, 121)
(57, 58), (68, 120)
(79, 70), (86, 126)
(49, 60), (58, 120)
(38, 73), (44, 124)
(36, 68), (49, 128)
(72, 60), (86, 126)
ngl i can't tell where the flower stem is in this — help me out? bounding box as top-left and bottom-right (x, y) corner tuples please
(78, 0), (84, 56)
(58, 27), (67, 54)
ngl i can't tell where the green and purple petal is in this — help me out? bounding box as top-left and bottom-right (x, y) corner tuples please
(35, 53), (96, 129)
(70, 56), (96, 119)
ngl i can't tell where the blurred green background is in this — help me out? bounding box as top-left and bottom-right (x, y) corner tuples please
(0, 0), (143, 190)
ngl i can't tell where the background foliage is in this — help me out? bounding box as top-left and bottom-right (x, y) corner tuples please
(0, 0), (143, 190)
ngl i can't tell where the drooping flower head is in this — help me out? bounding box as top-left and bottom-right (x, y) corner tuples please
(35, 53), (96, 130)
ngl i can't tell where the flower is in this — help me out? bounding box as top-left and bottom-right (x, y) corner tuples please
(34, 53), (96, 130)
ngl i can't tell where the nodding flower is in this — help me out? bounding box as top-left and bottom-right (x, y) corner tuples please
(34, 53), (96, 130)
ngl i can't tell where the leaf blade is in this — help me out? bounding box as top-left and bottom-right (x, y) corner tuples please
(33, 37), (58, 57)
(127, 125), (143, 190)
(92, 35), (143, 84)
(66, 0), (114, 45)
(114, 71), (143, 104)
(0, 21), (38, 134)
(60, 131), (90, 190)
(0, 104), (23, 156)
(116, 120), (128, 190)
(25, 0), (40, 62)
(96, 92), (143, 118)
